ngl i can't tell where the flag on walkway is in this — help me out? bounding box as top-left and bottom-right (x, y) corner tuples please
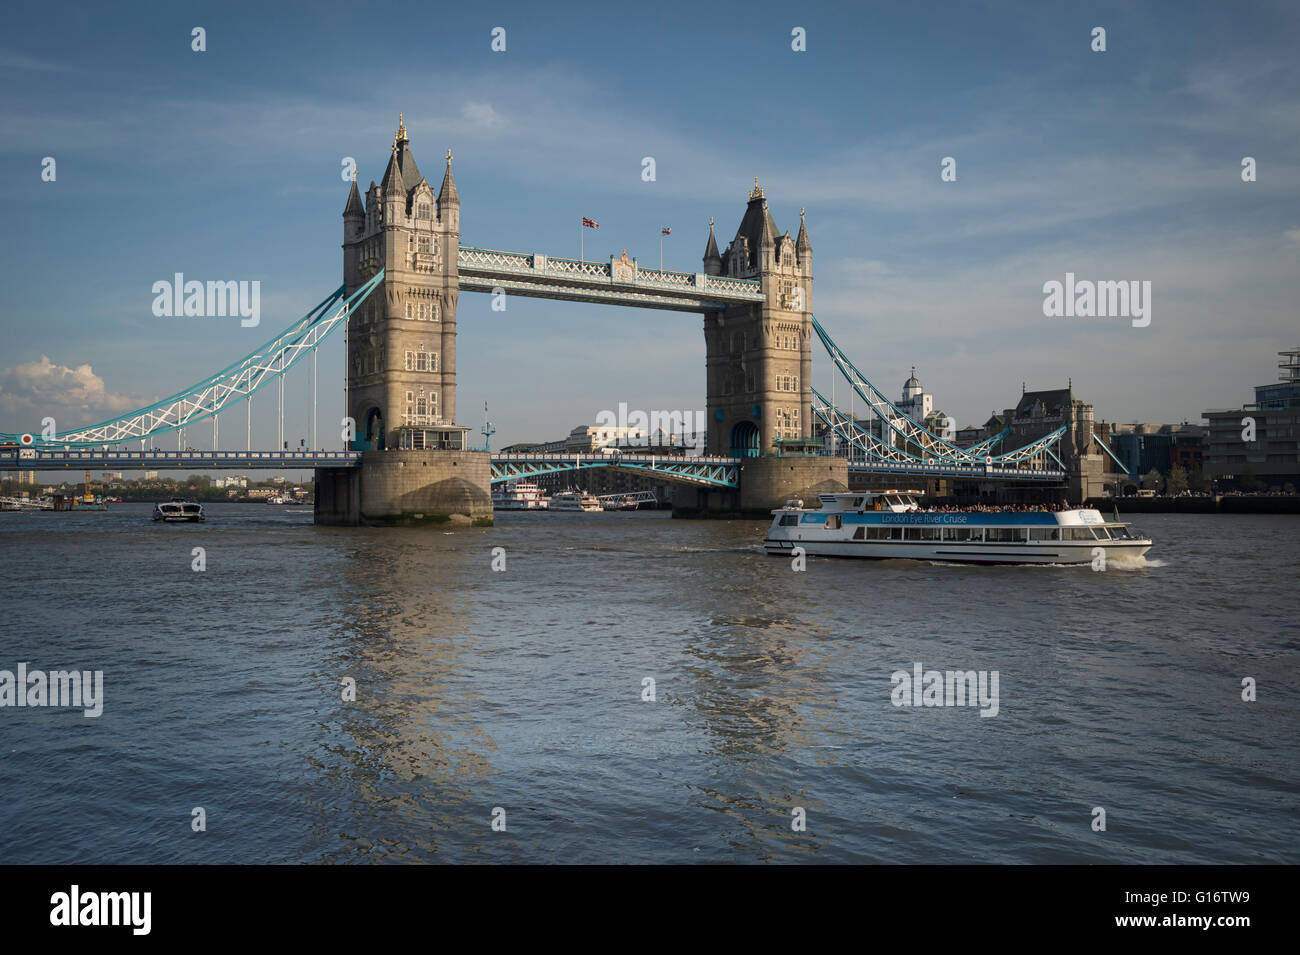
(661, 227), (671, 236)
(582, 217), (599, 229)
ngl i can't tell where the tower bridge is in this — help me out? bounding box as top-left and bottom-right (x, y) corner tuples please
(3, 115), (1074, 524)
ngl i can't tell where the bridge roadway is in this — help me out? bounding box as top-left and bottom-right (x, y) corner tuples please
(3, 448), (1066, 485)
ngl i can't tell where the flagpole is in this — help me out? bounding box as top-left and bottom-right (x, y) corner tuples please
(659, 232), (663, 270)
(580, 217), (583, 261)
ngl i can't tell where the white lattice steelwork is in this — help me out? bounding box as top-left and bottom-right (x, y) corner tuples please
(812, 388), (917, 462)
(490, 452), (740, 488)
(813, 314), (1069, 468)
(457, 245), (765, 312)
(3, 272), (385, 447)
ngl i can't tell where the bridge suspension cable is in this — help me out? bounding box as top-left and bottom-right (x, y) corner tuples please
(1, 270), (385, 448)
(812, 314), (1066, 466)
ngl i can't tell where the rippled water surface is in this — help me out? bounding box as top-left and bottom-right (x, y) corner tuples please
(1, 504), (1296, 863)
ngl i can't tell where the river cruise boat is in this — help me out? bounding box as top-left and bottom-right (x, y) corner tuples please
(549, 490), (604, 512)
(764, 491), (1152, 565)
(492, 481), (549, 510)
(153, 499), (205, 522)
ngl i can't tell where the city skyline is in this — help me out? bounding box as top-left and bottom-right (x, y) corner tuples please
(2, 1), (1298, 451)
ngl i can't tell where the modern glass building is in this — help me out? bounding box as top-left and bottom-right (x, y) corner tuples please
(1203, 349), (1300, 490)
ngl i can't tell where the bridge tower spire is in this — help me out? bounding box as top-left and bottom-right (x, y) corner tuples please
(702, 181), (812, 457)
(342, 115), (465, 453)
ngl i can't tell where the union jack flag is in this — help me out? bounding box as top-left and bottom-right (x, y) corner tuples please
(582, 217), (598, 228)
(661, 227), (671, 236)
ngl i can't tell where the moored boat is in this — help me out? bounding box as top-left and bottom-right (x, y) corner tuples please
(764, 492), (1151, 565)
(492, 481), (549, 510)
(549, 490), (604, 512)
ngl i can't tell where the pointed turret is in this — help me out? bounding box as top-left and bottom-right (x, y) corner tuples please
(703, 217), (721, 275)
(796, 207), (811, 255)
(380, 145), (405, 196)
(438, 148), (460, 233)
(381, 113), (425, 204)
(730, 178), (780, 270)
(343, 172), (364, 219)
(438, 148), (459, 205)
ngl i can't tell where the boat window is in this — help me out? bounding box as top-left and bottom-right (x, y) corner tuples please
(1029, 528), (1060, 541)
(1109, 525), (1132, 540)
(904, 527), (941, 541)
(853, 526), (865, 540)
(825, 515), (842, 530)
(944, 527), (979, 541)
(780, 514), (798, 526)
(887, 527), (905, 540)
(1092, 527), (1112, 540)
(986, 528), (1028, 543)
(1064, 528), (1094, 541)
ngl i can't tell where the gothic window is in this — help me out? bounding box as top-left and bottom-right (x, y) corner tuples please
(404, 351), (412, 371)
(416, 353), (427, 372)
(415, 394), (427, 417)
(418, 236), (431, 254)
(417, 203), (432, 221)
(406, 302), (413, 319)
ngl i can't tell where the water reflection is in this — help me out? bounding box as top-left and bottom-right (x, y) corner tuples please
(307, 531), (498, 862)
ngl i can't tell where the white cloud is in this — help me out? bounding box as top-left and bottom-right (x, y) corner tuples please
(0, 355), (137, 424)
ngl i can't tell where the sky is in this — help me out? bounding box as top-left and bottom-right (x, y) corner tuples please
(2, 0), (1298, 457)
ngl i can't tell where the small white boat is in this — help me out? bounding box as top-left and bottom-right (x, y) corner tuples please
(549, 490), (604, 512)
(764, 491), (1151, 565)
(153, 499), (205, 522)
(492, 481), (549, 510)
(265, 494), (293, 505)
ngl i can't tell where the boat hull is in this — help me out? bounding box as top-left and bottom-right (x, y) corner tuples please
(763, 537), (1150, 565)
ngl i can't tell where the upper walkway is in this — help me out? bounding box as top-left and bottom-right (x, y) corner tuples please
(457, 246), (766, 312)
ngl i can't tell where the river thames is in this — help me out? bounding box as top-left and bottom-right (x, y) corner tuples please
(1, 504), (1296, 863)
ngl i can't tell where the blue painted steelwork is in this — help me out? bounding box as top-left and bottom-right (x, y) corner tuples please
(3, 449), (361, 471)
(812, 315), (1067, 467)
(490, 453), (740, 488)
(846, 461), (1066, 482)
(1090, 431), (1130, 475)
(0, 271), (386, 448)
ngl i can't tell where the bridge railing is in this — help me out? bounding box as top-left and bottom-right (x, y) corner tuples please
(491, 451), (742, 464)
(457, 246), (764, 301)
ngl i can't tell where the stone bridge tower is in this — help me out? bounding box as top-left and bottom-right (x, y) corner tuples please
(342, 114), (465, 452)
(319, 115), (489, 527)
(702, 180), (813, 457)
